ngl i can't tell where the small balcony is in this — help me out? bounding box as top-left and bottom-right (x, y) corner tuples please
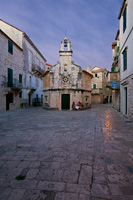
(106, 81), (120, 90)
(91, 88), (102, 95)
(2, 78), (23, 92)
(106, 72), (120, 90)
(32, 64), (45, 76)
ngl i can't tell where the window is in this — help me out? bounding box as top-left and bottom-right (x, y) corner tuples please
(8, 93), (13, 103)
(123, 48), (127, 71)
(28, 51), (33, 64)
(64, 39), (68, 51)
(71, 67), (75, 71)
(29, 76), (32, 88)
(93, 84), (96, 89)
(36, 57), (39, 66)
(95, 74), (97, 77)
(19, 91), (22, 98)
(123, 7), (127, 33)
(8, 40), (13, 55)
(8, 68), (13, 87)
(64, 64), (67, 71)
(35, 78), (39, 87)
(111, 67), (115, 72)
(19, 74), (22, 84)
(64, 39), (67, 47)
(41, 62), (44, 69)
(124, 86), (128, 115)
(41, 94), (43, 104)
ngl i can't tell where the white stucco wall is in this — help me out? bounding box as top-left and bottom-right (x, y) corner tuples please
(119, 0), (133, 80)
(119, 0), (133, 120)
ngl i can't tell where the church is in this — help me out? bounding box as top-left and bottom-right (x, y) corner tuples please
(43, 37), (93, 110)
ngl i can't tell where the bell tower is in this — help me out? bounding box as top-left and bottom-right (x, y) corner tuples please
(59, 37), (73, 72)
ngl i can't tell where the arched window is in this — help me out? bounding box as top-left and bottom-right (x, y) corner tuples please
(64, 39), (67, 47)
(64, 64), (67, 71)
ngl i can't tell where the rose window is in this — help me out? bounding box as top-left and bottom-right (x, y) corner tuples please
(63, 76), (69, 83)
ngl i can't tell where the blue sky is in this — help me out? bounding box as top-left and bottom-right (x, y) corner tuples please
(0, 0), (123, 70)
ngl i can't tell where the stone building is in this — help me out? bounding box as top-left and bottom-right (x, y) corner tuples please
(0, 19), (47, 110)
(106, 39), (120, 112)
(87, 66), (112, 104)
(43, 37), (93, 110)
(45, 63), (53, 70)
(118, 0), (133, 120)
(22, 33), (46, 107)
(0, 30), (23, 111)
(106, 71), (120, 111)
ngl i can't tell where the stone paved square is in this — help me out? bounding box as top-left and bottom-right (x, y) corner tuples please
(0, 104), (133, 200)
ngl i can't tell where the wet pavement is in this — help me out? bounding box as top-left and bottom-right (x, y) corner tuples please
(0, 104), (133, 200)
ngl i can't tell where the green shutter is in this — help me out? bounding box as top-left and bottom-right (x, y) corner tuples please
(111, 67), (115, 72)
(123, 7), (127, 33)
(19, 74), (22, 83)
(93, 84), (96, 89)
(8, 68), (13, 87)
(123, 50), (127, 70)
(8, 40), (13, 55)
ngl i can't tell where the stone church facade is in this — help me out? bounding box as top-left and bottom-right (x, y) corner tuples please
(43, 37), (93, 110)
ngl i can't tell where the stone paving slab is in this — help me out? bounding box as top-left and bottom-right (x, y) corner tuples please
(0, 104), (133, 200)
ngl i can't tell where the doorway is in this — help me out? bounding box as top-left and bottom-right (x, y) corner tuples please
(6, 93), (13, 110)
(124, 86), (128, 115)
(29, 94), (31, 106)
(110, 96), (112, 103)
(61, 94), (70, 110)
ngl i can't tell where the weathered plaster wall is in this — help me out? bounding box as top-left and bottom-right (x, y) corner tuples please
(0, 31), (23, 112)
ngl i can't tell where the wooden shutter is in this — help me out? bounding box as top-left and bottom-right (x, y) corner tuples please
(19, 74), (22, 83)
(123, 50), (127, 70)
(8, 40), (13, 55)
(123, 7), (127, 33)
(8, 68), (13, 87)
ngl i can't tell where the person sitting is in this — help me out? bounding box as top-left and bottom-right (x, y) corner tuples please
(75, 102), (80, 110)
(75, 101), (83, 110)
(80, 103), (84, 110)
(72, 102), (75, 110)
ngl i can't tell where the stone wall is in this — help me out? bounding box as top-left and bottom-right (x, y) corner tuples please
(112, 90), (120, 111)
(43, 72), (50, 89)
(91, 94), (102, 104)
(0, 31), (23, 112)
(120, 74), (133, 120)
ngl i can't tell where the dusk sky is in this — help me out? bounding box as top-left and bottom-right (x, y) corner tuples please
(0, 0), (123, 71)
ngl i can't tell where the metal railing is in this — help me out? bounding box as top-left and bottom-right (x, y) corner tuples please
(2, 77), (23, 90)
(32, 98), (42, 106)
(92, 88), (102, 94)
(106, 81), (120, 89)
(32, 64), (45, 75)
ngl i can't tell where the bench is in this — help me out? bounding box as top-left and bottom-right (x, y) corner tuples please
(20, 99), (29, 108)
